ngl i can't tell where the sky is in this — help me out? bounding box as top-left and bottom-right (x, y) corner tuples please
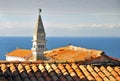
(0, 0), (120, 37)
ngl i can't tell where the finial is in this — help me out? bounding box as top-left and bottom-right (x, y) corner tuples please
(39, 8), (42, 15)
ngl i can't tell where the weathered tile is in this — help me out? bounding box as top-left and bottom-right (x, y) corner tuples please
(0, 61), (120, 81)
(116, 75), (120, 81)
(87, 65), (94, 72)
(79, 65), (87, 72)
(108, 75), (116, 81)
(87, 75), (95, 81)
(98, 71), (105, 78)
(94, 66), (100, 72)
(59, 76), (67, 81)
(107, 66), (113, 72)
(95, 76), (102, 81)
(103, 77), (110, 81)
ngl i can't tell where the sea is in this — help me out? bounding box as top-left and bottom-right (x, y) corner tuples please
(0, 37), (120, 60)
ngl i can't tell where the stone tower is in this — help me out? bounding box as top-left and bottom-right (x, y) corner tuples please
(31, 9), (47, 61)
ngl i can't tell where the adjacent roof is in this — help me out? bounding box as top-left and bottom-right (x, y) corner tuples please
(6, 49), (32, 58)
(44, 45), (104, 62)
(0, 61), (120, 81)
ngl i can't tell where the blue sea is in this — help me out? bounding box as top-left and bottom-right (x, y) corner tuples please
(0, 37), (120, 60)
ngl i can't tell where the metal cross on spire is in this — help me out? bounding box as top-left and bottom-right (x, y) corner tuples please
(39, 8), (42, 15)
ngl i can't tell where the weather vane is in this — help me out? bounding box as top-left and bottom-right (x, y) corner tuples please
(39, 8), (42, 14)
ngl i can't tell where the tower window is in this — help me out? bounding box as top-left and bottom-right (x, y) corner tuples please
(33, 45), (35, 48)
(38, 45), (41, 48)
(43, 45), (44, 48)
(37, 45), (45, 49)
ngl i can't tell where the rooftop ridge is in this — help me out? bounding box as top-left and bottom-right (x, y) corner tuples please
(0, 57), (120, 65)
(51, 45), (103, 52)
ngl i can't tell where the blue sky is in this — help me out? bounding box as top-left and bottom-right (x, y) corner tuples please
(0, 0), (120, 37)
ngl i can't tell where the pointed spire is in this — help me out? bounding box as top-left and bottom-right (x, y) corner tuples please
(32, 9), (47, 61)
(34, 9), (45, 34)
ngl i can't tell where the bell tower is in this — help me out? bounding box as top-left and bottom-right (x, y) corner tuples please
(31, 9), (47, 61)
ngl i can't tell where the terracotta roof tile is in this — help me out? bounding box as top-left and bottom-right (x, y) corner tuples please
(91, 71), (99, 78)
(107, 66), (119, 79)
(95, 76), (102, 81)
(87, 65), (94, 72)
(114, 67), (120, 75)
(71, 63), (78, 69)
(79, 65), (95, 80)
(9, 64), (22, 81)
(65, 64), (80, 81)
(38, 64), (45, 73)
(32, 64), (44, 81)
(51, 64), (62, 77)
(84, 70), (91, 77)
(79, 65), (87, 72)
(98, 71), (106, 78)
(0, 68), (7, 81)
(6, 49), (32, 58)
(75, 68), (85, 79)
(111, 70), (118, 77)
(58, 64), (73, 81)
(18, 64), (24, 73)
(87, 75), (95, 81)
(59, 76), (67, 81)
(45, 64), (59, 81)
(25, 65), (38, 81)
(108, 75), (116, 81)
(45, 76), (51, 81)
(87, 65), (102, 81)
(31, 64), (38, 73)
(37, 77), (45, 81)
(116, 75), (120, 81)
(0, 61), (120, 81)
(103, 77), (110, 81)
(100, 66), (111, 77)
(65, 64), (73, 73)
(71, 63), (85, 80)
(94, 66), (100, 72)
(107, 66), (114, 72)
(58, 64), (66, 74)
(45, 45), (104, 62)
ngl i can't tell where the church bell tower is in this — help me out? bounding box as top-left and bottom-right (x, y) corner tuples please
(31, 9), (47, 61)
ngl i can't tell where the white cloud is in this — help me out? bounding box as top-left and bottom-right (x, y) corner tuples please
(45, 21), (120, 29)
(0, 20), (120, 37)
(77, 23), (120, 29)
(43, 22), (120, 37)
(0, 21), (34, 36)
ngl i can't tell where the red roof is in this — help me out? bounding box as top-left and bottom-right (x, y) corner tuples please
(0, 61), (120, 81)
(6, 49), (32, 58)
(45, 45), (104, 62)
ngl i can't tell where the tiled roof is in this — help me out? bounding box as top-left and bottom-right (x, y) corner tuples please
(0, 61), (120, 81)
(6, 49), (32, 58)
(45, 45), (104, 62)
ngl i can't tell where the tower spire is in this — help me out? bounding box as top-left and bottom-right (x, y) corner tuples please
(34, 9), (45, 34)
(31, 9), (47, 61)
